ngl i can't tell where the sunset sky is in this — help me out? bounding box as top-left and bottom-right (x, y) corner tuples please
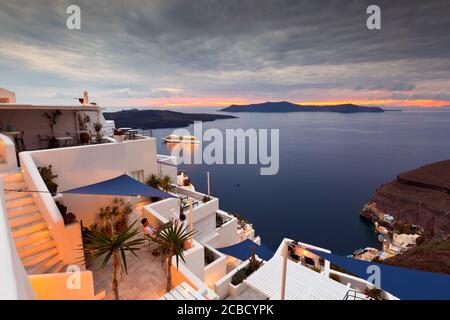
(1, 0), (450, 108)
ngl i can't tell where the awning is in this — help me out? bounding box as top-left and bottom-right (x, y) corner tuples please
(217, 239), (273, 261)
(245, 255), (349, 300)
(310, 249), (450, 300)
(63, 174), (176, 199)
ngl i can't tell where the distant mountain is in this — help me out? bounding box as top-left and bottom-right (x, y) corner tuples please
(220, 101), (384, 113)
(103, 109), (236, 130)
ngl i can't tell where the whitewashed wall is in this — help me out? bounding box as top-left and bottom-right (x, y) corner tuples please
(23, 138), (157, 227)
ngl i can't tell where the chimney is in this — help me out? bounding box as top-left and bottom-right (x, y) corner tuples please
(83, 90), (89, 105)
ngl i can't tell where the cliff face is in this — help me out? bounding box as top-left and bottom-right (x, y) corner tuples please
(362, 160), (450, 237)
(363, 160), (450, 237)
(362, 160), (450, 274)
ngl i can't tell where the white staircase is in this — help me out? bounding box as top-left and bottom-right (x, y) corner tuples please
(2, 171), (67, 275)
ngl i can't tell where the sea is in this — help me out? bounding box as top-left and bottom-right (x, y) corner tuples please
(143, 106), (450, 254)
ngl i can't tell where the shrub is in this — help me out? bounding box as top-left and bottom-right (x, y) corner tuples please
(146, 174), (160, 189)
(216, 213), (225, 228)
(231, 268), (247, 286)
(204, 247), (216, 265)
(365, 287), (383, 300)
(38, 165), (58, 194)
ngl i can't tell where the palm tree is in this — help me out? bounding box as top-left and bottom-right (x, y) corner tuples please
(150, 221), (196, 292)
(159, 175), (174, 192)
(82, 221), (144, 300)
(145, 174), (160, 189)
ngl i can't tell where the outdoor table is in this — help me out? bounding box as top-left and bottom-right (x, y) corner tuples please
(1, 131), (20, 137)
(56, 136), (74, 147)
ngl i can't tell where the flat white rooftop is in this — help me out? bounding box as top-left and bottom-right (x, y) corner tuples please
(245, 255), (350, 300)
(0, 103), (101, 111)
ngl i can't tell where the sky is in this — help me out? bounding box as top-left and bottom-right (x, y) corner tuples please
(1, 0), (450, 108)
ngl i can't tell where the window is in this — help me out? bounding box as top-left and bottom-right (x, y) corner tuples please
(131, 169), (144, 182)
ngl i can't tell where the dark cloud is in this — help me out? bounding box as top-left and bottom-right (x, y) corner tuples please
(0, 0), (449, 103)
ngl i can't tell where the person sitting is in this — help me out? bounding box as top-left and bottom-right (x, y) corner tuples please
(141, 218), (156, 237)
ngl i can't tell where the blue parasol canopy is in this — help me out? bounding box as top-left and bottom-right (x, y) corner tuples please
(217, 239), (273, 261)
(62, 174), (176, 199)
(309, 249), (450, 300)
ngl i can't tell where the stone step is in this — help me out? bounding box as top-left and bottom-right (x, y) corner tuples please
(19, 239), (57, 259)
(23, 248), (59, 268)
(2, 172), (24, 184)
(6, 196), (34, 210)
(7, 205), (39, 219)
(4, 191), (31, 202)
(3, 181), (28, 191)
(28, 255), (62, 275)
(12, 222), (47, 239)
(9, 213), (43, 229)
(15, 230), (52, 248)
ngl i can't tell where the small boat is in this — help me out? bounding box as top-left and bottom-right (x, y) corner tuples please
(162, 135), (200, 144)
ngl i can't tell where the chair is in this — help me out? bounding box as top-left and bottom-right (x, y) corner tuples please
(37, 134), (48, 149)
(17, 131), (26, 151)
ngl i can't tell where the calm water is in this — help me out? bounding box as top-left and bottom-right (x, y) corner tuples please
(150, 107), (450, 254)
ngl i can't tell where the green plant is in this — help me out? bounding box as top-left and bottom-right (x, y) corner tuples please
(231, 249), (262, 286)
(231, 268), (247, 286)
(42, 110), (62, 136)
(82, 221), (144, 300)
(38, 165), (58, 194)
(77, 113), (91, 131)
(93, 122), (104, 143)
(247, 248), (262, 274)
(149, 221), (196, 292)
(93, 122), (103, 133)
(202, 195), (212, 203)
(365, 287), (383, 300)
(97, 198), (132, 236)
(204, 247), (216, 265)
(159, 175), (174, 192)
(216, 213), (225, 228)
(234, 213), (250, 230)
(145, 174), (160, 189)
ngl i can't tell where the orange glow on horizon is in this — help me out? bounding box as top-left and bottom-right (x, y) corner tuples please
(296, 99), (450, 107)
(113, 97), (450, 108)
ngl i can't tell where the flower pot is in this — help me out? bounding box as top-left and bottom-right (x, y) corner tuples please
(114, 135), (125, 142)
(80, 132), (90, 144)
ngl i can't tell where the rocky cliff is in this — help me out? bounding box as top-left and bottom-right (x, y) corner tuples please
(361, 160), (450, 274)
(362, 160), (450, 237)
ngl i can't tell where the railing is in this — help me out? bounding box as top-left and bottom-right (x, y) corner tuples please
(343, 289), (371, 300)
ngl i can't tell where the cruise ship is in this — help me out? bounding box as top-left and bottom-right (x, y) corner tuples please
(0, 88), (397, 300)
(162, 135), (200, 144)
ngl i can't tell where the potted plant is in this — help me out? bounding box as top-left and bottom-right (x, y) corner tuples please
(96, 198), (133, 235)
(113, 129), (125, 142)
(202, 195), (212, 203)
(77, 113), (91, 144)
(42, 110), (62, 148)
(38, 165), (58, 195)
(93, 121), (104, 144)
